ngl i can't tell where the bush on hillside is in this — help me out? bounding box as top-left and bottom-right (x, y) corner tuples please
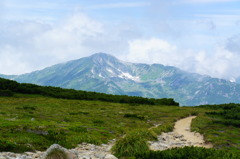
(0, 77), (179, 106)
(0, 90), (14, 97)
(205, 103), (240, 127)
(112, 129), (157, 158)
(124, 113), (145, 120)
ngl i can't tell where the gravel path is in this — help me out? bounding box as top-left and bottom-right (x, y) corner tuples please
(174, 116), (212, 148)
(149, 116), (212, 151)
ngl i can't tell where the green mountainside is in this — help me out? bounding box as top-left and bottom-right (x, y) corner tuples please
(1, 53), (240, 106)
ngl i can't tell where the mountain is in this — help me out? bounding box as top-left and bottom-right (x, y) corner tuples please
(2, 53), (240, 106)
(236, 77), (240, 84)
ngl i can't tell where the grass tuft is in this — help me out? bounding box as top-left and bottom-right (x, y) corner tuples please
(124, 113), (145, 120)
(112, 129), (157, 158)
(135, 146), (239, 159)
(42, 144), (69, 159)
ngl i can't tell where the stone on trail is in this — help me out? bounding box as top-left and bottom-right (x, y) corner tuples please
(41, 144), (78, 159)
(104, 154), (118, 159)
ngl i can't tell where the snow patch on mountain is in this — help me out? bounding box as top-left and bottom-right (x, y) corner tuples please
(194, 90), (200, 95)
(99, 73), (104, 78)
(118, 72), (140, 82)
(107, 68), (114, 74)
(91, 68), (94, 74)
(230, 78), (236, 83)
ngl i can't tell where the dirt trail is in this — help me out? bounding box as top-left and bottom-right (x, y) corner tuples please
(174, 116), (212, 148)
(149, 116), (212, 151)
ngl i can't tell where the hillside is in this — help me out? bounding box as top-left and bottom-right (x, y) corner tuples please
(1, 53), (240, 106)
(0, 93), (239, 158)
(0, 94), (195, 152)
(0, 77), (178, 106)
(0, 79), (239, 158)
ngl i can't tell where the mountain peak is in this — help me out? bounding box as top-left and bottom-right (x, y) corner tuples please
(90, 53), (116, 59)
(89, 53), (119, 65)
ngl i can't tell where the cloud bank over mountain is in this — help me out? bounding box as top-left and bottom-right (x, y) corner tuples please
(0, 0), (240, 81)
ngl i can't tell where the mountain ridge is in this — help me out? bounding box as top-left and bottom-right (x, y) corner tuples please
(1, 52), (240, 106)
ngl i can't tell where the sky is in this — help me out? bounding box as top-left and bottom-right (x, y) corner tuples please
(0, 0), (240, 81)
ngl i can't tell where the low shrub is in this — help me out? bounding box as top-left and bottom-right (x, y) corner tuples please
(124, 113), (145, 120)
(46, 129), (67, 145)
(112, 129), (157, 158)
(0, 138), (35, 152)
(190, 111), (199, 116)
(0, 90), (14, 97)
(69, 126), (87, 133)
(135, 146), (239, 159)
(0, 139), (17, 151)
(16, 106), (36, 111)
(93, 120), (104, 124)
(0, 77), (179, 106)
(69, 111), (89, 115)
(152, 122), (174, 135)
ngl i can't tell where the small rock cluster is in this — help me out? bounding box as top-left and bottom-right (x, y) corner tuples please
(149, 132), (204, 151)
(70, 141), (117, 159)
(0, 140), (117, 159)
(0, 151), (43, 159)
(41, 144), (78, 159)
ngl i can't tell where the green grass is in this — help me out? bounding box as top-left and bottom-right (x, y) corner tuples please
(112, 129), (157, 158)
(0, 95), (194, 152)
(111, 108), (205, 158)
(1, 95), (240, 158)
(135, 146), (239, 159)
(191, 106), (240, 152)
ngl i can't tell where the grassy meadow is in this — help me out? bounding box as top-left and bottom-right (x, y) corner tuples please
(0, 77), (239, 158)
(191, 104), (240, 153)
(0, 94), (198, 152)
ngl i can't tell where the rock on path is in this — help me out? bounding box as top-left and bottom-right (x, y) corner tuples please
(0, 140), (117, 159)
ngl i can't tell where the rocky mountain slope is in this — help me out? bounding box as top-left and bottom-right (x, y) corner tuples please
(2, 53), (240, 106)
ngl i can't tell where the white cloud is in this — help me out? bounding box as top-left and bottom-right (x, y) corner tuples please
(0, 45), (29, 75)
(196, 20), (216, 30)
(194, 14), (240, 29)
(197, 14), (240, 18)
(127, 37), (240, 80)
(0, 12), (141, 75)
(127, 38), (178, 65)
(88, 2), (150, 10)
(2, 16), (239, 80)
(0, 1), (6, 19)
(225, 34), (240, 54)
(1, 0), (240, 81)
(0, 13), (104, 74)
(2, 0), (75, 22)
(183, 0), (237, 3)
